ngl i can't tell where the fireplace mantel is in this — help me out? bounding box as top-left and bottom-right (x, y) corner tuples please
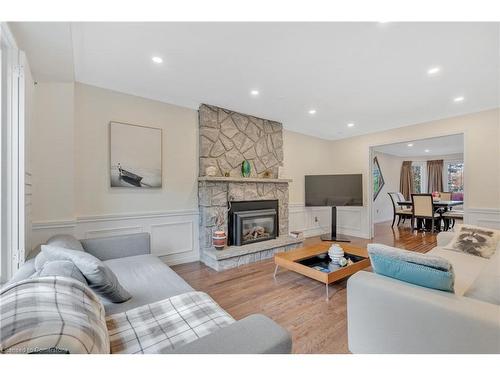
(198, 176), (292, 184)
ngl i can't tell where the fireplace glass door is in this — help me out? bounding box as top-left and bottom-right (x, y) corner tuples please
(234, 209), (277, 245)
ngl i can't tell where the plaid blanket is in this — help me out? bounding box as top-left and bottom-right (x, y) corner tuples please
(106, 291), (235, 354)
(0, 276), (110, 354)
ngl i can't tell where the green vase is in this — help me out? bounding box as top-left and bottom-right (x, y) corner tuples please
(241, 160), (251, 177)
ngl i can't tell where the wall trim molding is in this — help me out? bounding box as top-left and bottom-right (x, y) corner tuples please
(466, 207), (500, 214)
(32, 209), (199, 229)
(32, 220), (77, 230)
(77, 209), (199, 223)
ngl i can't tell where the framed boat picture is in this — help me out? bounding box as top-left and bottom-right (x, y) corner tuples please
(110, 121), (162, 188)
(373, 156), (384, 200)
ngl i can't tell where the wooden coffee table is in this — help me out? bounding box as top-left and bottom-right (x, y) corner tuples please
(274, 242), (370, 300)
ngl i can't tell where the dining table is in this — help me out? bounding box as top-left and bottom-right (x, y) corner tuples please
(396, 200), (463, 231)
(396, 200), (463, 209)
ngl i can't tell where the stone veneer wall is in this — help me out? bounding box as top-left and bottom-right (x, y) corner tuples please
(199, 104), (284, 178)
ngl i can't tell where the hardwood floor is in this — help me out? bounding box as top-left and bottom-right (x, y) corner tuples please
(171, 222), (439, 354)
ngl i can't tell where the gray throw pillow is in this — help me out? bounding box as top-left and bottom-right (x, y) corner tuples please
(35, 234), (85, 270)
(40, 245), (132, 303)
(32, 260), (88, 285)
(47, 234), (85, 251)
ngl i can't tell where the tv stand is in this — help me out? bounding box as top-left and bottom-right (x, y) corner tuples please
(320, 206), (351, 242)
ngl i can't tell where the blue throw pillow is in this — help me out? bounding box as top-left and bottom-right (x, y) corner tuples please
(368, 244), (455, 292)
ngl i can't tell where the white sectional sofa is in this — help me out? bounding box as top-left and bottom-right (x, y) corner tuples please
(347, 231), (500, 354)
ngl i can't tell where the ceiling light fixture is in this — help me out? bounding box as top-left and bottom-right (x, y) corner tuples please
(347, 123), (355, 128)
(453, 96), (465, 102)
(250, 90), (259, 96)
(308, 109), (317, 115)
(427, 66), (441, 75)
(152, 56), (163, 64)
(407, 143), (414, 147)
(425, 149), (430, 153)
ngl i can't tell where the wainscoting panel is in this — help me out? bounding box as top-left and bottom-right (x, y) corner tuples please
(289, 203), (367, 238)
(31, 209), (199, 266)
(466, 208), (500, 229)
(150, 221), (194, 258)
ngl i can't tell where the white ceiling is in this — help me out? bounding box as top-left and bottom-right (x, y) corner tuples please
(10, 22), (500, 140)
(374, 133), (464, 157)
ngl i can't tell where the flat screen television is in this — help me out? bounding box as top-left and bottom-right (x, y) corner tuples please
(305, 174), (363, 242)
(305, 174), (363, 207)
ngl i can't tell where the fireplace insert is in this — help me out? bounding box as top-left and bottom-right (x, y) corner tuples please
(228, 200), (279, 246)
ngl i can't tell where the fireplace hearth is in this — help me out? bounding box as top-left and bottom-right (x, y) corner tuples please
(228, 200), (278, 246)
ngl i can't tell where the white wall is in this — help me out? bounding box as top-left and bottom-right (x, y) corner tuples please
(330, 109), (500, 237)
(74, 83), (199, 216)
(31, 82), (75, 222)
(373, 152), (403, 223)
(283, 129), (366, 238)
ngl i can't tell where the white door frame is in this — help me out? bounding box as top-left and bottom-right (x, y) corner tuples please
(0, 22), (25, 282)
(367, 131), (466, 239)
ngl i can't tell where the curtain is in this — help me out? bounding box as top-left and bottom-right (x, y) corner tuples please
(399, 161), (413, 200)
(427, 160), (444, 193)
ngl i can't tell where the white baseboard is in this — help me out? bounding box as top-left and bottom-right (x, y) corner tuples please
(31, 209), (200, 266)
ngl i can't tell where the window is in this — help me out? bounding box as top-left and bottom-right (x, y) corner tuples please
(411, 163), (424, 193)
(445, 161), (464, 192)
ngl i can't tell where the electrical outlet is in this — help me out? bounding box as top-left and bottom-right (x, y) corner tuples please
(314, 216), (319, 223)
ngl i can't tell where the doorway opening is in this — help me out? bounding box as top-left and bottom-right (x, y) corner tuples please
(369, 133), (465, 238)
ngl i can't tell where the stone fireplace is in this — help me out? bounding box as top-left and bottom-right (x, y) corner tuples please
(198, 104), (303, 271)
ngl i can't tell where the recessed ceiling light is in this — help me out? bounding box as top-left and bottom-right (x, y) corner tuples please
(152, 56), (163, 64)
(347, 123), (355, 128)
(453, 96), (465, 102)
(427, 66), (441, 75)
(250, 90), (259, 96)
(407, 143), (414, 147)
(308, 109), (317, 115)
(425, 149), (430, 153)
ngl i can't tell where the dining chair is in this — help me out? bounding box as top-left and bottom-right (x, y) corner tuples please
(411, 193), (441, 232)
(388, 192), (412, 227)
(439, 192), (452, 201)
(441, 209), (464, 230)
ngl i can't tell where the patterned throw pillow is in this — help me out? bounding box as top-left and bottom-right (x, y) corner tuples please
(445, 225), (500, 259)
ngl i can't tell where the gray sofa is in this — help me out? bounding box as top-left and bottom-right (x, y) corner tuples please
(9, 233), (292, 354)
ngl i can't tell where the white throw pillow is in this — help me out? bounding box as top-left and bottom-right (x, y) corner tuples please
(444, 224), (500, 259)
(464, 250), (500, 305)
